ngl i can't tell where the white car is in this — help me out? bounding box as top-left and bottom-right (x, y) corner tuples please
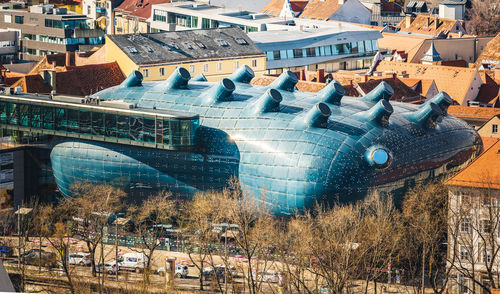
(68, 252), (91, 266)
(257, 270), (281, 283)
(156, 264), (189, 278)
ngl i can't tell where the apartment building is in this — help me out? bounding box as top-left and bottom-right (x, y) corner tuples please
(446, 140), (500, 294)
(0, 4), (105, 61)
(105, 27), (266, 81)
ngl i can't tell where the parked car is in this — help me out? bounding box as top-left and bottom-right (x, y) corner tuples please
(0, 246), (14, 257)
(256, 270), (281, 283)
(96, 261), (119, 275)
(156, 264), (189, 278)
(202, 265), (235, 281)
(22, 250), (58, 268)
(68, 252), (91, 266)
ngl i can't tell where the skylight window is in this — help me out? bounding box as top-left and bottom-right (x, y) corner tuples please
(126, 46), (138, 53)
(235, 38), (248, 45)
(184, 42), (193, 49)
(195, 41), (206, 49)
(171, 44), (179, 50)
(216, 39), (229, 47)
(144, 45), (153, 52)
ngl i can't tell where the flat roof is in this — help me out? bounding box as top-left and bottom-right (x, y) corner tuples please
(248, 27), (382, 51)
(0, 93), (199, 120)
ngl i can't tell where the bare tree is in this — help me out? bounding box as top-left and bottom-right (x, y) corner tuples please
(399, 182), (452, 294)
(182, 191), (224, 291)
(128, 190), (176, 287)
(69, 182), (125, 278)
(466, 0), (500, 36)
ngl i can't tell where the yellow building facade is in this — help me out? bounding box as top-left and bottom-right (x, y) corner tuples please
(105, 32), (266, 82)
(477, 115), (500, 138)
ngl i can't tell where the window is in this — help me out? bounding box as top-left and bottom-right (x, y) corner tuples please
(195, 41), (206, 49)
(14, 15), (23, 24)
(460, 246), (471, 260)
(252, 59), (257, 68)
(266, 51), (274, 61)
(273, 50), (281, 60)
(458, 274), (470, 294)
(481, 195), (497, 207)
(482, 247), (492, 263)
(45, 19), (63, 28)
(459, 191), (471, 206)
(217, 62), (222, 72)
(305, 47), (316, 57)
(493, 124), (498, 134)
(184, 42), (193, 49)
(293, 49), (303, 58)
(235, 38), (248, 45)
(159, 67), (165, 77)
(203, 64), (209, 73)
(144, 45), (153, 52)
(143, 69), (149, 78)
(460, 218), (471, 234)
(189, 65), (195, 73)
(481, 219), (492, 234)
(153, 9), (167, 22)
(216, 39), (229, 46)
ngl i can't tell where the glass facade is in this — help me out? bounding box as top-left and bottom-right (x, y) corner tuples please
(266, 40), (378, 61)
(0, 99), (198, 148)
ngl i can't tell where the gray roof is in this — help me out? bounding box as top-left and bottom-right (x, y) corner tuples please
(107, 27), (264, 66)
(208, 0), (270, 12)
(421, 40), (442, 62)
(440, 0), (466, 4)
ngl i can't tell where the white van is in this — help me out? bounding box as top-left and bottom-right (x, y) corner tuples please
(118, 253), (148, 273)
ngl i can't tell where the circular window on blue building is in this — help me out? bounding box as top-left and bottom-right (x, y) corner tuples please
(365, 146), (392, 169)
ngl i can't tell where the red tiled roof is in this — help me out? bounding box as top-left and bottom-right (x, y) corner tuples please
(441, 60), (467, 67)
(396, 14), (463, 36)
(482, 137), (500, 152)
(447, 105), (500, 120)
(56, 63), (125, 96)
(354, 77), (424, 102)
(260, 0), (308, 16)
(475, 73), (500, 105)
(381, 0), (402, 13)
(12, 62), (125, 96)
(299, 0), (344, 20)
(445, 140), (500, 189)
(116, 0), (171, 20)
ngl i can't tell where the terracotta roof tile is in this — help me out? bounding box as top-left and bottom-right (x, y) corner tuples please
(12, 62), (125, 97)
(375, 61), (480, 105)
(475, 74), (500, 105)
(481, 137), (500, 152)
(447, 105), (500, 120)
(475, 33), (500, 68)
(377, 32), (427, 61)
(396, 14), (463, 36)
(354, 77), (424, 102)
(251, 75), (326, 92)
(260, 0), (308, 16)
(399, 78), (435, 96)
(116, 0), (170, 20)
(445, 140), (500, 189)
(298, 0), (343, 20)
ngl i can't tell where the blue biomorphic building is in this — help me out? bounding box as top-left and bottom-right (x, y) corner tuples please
(0, 66), (482, 214)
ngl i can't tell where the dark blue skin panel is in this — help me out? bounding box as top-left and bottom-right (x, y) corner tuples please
(50, 75), (482, 214)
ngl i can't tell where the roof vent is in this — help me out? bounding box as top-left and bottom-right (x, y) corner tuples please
(229, 65), (255, 84)
(205, 78), (236, 103)
(424, 91), (452, 115)
(253, 89), (282, 114)
(304, 103), (331, 128)
(162, 67), (190, 91)
(120, 70), (143, 88)
(355, 99), (393, 126)
(268, 71), (298, 92)
(406, 102), (442, 128)
(318, 80), (345, 105)
(361, 81), (394, 104)
(192, 73), (207, 82)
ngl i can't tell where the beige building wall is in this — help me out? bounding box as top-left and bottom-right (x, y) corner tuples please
(477, 116), (500, 138)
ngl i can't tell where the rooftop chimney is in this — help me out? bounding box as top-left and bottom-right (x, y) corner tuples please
(405, 15), (412, 28)
(42, 69), (56, 92)
(433, 16), (439, 29)
(65, 52), (71, 67)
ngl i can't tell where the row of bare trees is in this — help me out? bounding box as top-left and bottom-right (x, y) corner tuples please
(7, 179), (500, 293)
